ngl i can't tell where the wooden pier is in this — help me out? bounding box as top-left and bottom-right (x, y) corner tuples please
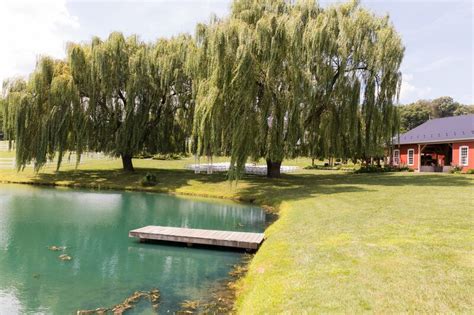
(129, 226), (265, 250)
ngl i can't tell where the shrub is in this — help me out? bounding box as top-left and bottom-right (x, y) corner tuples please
(134, 152), (153, 159)
(355, 165), (407, 174)
(152, 153), (183, 160)
(450, 165), (463, 174)
(466, 169), (474, 174)
(140, 173), (157, 186)
(399, 166), (410, 172)
(304, 164), (353, 171)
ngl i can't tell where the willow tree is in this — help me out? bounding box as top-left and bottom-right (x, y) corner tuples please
(1, 78), (28, 149)
(5, 57), (86, 171)
(67, 32), (195, 171)
(6, 32), (194, 172)
(193, 0), (404, 177)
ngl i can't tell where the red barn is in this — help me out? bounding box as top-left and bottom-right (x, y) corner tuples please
(390, 114), (474, 173)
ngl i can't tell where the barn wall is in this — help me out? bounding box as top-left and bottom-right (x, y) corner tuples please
(392, 141), (474, 172)
(452, 141), (474, 172)
(393, 144), (419, 170)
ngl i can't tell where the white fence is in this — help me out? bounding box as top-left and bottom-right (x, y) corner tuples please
(185, 162), (299, 176)
(0, 158), (15, 169)
(0, 151), (115, 170)
(0, 142), (11, 152)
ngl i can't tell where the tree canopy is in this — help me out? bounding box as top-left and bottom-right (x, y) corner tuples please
(193, 0), (404, 177)
(1, 78), (27, 149)
(398, 96), (473, 133)
(2, 0), (405, 177)
(2, 33), (194, 171)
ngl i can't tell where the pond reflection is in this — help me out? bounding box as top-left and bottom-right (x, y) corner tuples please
(0, 184), (266, 313)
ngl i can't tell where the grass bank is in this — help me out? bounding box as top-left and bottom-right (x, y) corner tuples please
(0, 155), (472, 313)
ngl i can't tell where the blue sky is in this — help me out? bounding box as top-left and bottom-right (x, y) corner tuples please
(1, 0), (472, 104)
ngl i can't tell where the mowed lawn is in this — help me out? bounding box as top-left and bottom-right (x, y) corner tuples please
(0, 152), (472, 313)
(236, 173), (473, 313)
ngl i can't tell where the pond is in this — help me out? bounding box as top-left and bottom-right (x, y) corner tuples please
(0, 184), (267, 314)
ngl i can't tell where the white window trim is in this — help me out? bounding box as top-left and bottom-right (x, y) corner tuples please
(407, 149), (415, 166)
(459, 145), (469, 166)
(393, 149), (400, 165)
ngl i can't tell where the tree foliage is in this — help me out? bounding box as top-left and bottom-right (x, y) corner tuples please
(398, 96), (473, 132)
(1, 78), (27, 149)
(193, 0), (404, 177)
(3, 33), (194, 171)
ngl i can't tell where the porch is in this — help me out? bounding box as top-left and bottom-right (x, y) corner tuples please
(418, 143), (452, 173)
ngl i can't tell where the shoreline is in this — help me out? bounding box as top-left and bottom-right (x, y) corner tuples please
(0, 177), (263, 205)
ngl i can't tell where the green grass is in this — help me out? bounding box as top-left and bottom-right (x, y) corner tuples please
(236, 172), (473, 313)
(0, 154), (472, 313)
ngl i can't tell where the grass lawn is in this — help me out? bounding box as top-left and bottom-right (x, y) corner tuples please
(0, 154), (472, 313)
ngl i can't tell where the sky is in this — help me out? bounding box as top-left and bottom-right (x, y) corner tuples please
(0, 0), (472, 105)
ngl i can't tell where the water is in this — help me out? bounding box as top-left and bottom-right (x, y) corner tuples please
(0, 184), (266, 314)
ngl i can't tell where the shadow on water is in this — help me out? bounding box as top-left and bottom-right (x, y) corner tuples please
(135, 238), (262, 253)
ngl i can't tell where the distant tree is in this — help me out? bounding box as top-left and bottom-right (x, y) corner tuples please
(398, 97), (473, 132)
(430, 96), (459, 118)
(398, 100), (431, 132)
(453, 104), (474, 116)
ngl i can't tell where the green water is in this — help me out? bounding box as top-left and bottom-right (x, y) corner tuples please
(0, 184), (266, 314)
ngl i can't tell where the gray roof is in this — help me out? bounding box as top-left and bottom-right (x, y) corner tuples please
(394, 114), (474, 145)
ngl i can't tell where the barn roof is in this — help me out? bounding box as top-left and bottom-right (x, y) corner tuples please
(394, 114), (474, 145)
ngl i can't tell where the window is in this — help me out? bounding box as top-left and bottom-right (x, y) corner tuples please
(460, 146), (469, 166)
(393, 149), (400, 165)
(407, 149), (415, 166)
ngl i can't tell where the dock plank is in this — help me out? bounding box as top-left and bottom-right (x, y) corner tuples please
(129, 226), (265, 250)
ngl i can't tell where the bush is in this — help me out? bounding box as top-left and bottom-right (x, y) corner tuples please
(152, 153), (183, 160)
(355, 165), (408, 174)
(450, 165), (463, 174)
(355, 165), (383, 173)
(304, 164), (353, 171)
(134, 152), (154, 159)
(466, 169), (474, 174)
(398, 165), (410, 172)
(140, 173), (157, 186)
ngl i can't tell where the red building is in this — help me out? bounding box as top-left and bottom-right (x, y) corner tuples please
(390, 115), (474, 173)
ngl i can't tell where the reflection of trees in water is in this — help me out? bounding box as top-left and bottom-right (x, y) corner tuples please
(0, 186), (265, 313)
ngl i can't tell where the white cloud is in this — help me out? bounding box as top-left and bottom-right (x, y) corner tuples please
(0, 0), (79, 85)
(400, 73), (432, 103)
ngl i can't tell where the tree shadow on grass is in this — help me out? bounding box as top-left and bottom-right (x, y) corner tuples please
(236, 171), (473, 207)
(29, 166), (473, 210)
(29, 167), (226, 192)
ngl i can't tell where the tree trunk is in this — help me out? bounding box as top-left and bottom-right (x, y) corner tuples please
(121, 154), (134, 172)
(266, 159), (282, 178)
(311, 158), (315, 167)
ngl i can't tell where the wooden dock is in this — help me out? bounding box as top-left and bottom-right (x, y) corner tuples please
(129, 226), (265, 250)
